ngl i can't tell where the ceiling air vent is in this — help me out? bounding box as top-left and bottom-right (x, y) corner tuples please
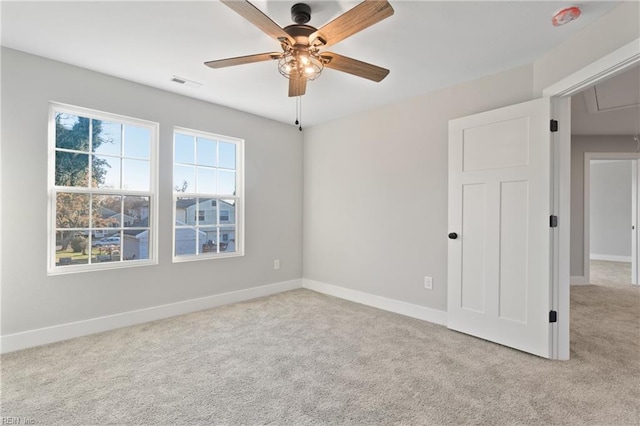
(170, 75), (203, 88)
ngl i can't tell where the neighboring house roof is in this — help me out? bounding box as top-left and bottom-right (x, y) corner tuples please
(99, 206), (135, 224)
(123, 216), (149, 236)
(99, 206), (118, 217)
(114, 212), (135, 222)
(179, 199), (235, 210)
(175, 198), (198, 209)
(123, 230), (148, 238)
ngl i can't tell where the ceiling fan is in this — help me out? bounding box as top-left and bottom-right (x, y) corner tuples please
(205, 0), (394, 97)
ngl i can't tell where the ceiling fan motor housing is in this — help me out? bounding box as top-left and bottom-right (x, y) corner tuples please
(284, 24), (316, 44)
(291, 3), (311, 24)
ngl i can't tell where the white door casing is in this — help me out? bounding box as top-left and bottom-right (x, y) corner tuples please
(448, 97), (553, 358)
(544, 37), (639, 360)
(632, 160), (638, 285)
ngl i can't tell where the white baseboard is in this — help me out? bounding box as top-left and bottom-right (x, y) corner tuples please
(1, 279), (302, 354)
(571, 276), (590, 285)
(303, 279), (447, 326)
(590, 254), (632, 263)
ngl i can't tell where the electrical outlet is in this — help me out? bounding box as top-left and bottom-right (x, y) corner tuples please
(424, 276), (433, 290)
(274, 259), (280, 270)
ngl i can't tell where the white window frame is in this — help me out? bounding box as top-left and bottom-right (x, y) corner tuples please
(172, 126), (244, 262)
(47, 102), (159, 275)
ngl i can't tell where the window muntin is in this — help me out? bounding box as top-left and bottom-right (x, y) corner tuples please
(49, 104), (157, 273)
(173, 128), (243, 260)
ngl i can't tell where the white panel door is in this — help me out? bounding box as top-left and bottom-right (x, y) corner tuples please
(448, 97), (553, 358)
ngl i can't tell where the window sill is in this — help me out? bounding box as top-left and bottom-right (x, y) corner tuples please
(47, 259), (158, 276)
(172, 251), (244, 263)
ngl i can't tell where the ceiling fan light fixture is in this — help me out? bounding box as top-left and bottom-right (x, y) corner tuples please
(278, 49), (324, 81)
(208, 0), (394, 97)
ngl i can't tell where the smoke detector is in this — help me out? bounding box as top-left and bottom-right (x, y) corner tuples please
(552, 6), (582, 27)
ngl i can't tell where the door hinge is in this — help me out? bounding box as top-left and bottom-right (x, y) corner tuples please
(550, 215), (558, 228)
(549, 310), (558, 323)
(550, 120), (558, 132)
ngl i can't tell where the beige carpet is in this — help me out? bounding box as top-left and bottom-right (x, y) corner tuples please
(1, 285), (639, 425)
(590, 259), (633, 287)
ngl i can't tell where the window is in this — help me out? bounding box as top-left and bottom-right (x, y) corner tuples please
(49, 103), (157, 273)
(173, 127), (243, 260)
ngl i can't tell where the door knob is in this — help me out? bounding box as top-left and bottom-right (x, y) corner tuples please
(448, 232), (458, 240)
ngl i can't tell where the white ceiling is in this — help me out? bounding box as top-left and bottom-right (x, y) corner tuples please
(1, 1), (621, 127)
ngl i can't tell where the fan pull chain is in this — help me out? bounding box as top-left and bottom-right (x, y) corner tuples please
(298, 96), (303, 132)
(294, 96), (302, 131)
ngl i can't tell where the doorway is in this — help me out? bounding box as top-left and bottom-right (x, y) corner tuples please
(584, 156), (640, 286)
(544, 37), (639, 359)
(569, 62), (640, 287)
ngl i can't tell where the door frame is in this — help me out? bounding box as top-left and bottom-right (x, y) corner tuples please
(583, 154), (640, 286)
(634, 160), (639, 286)
(543, 37), (640, 360)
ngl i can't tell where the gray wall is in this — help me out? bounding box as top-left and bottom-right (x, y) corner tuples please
(302, 0), (639, 311)
(590, 160), (632, 258)
(303, 65), (534, 311)
(570, 136), (638, 277)
(1, 48), (303, 335)
(2, 0), (638, 336)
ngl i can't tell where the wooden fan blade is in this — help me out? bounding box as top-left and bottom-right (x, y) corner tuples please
(221, 0), (294, 45)
(288, 75), (307, 97)
(321, 52), (389, 82)
(310, 0), (394, 48)
(205, 52), (281, 69)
